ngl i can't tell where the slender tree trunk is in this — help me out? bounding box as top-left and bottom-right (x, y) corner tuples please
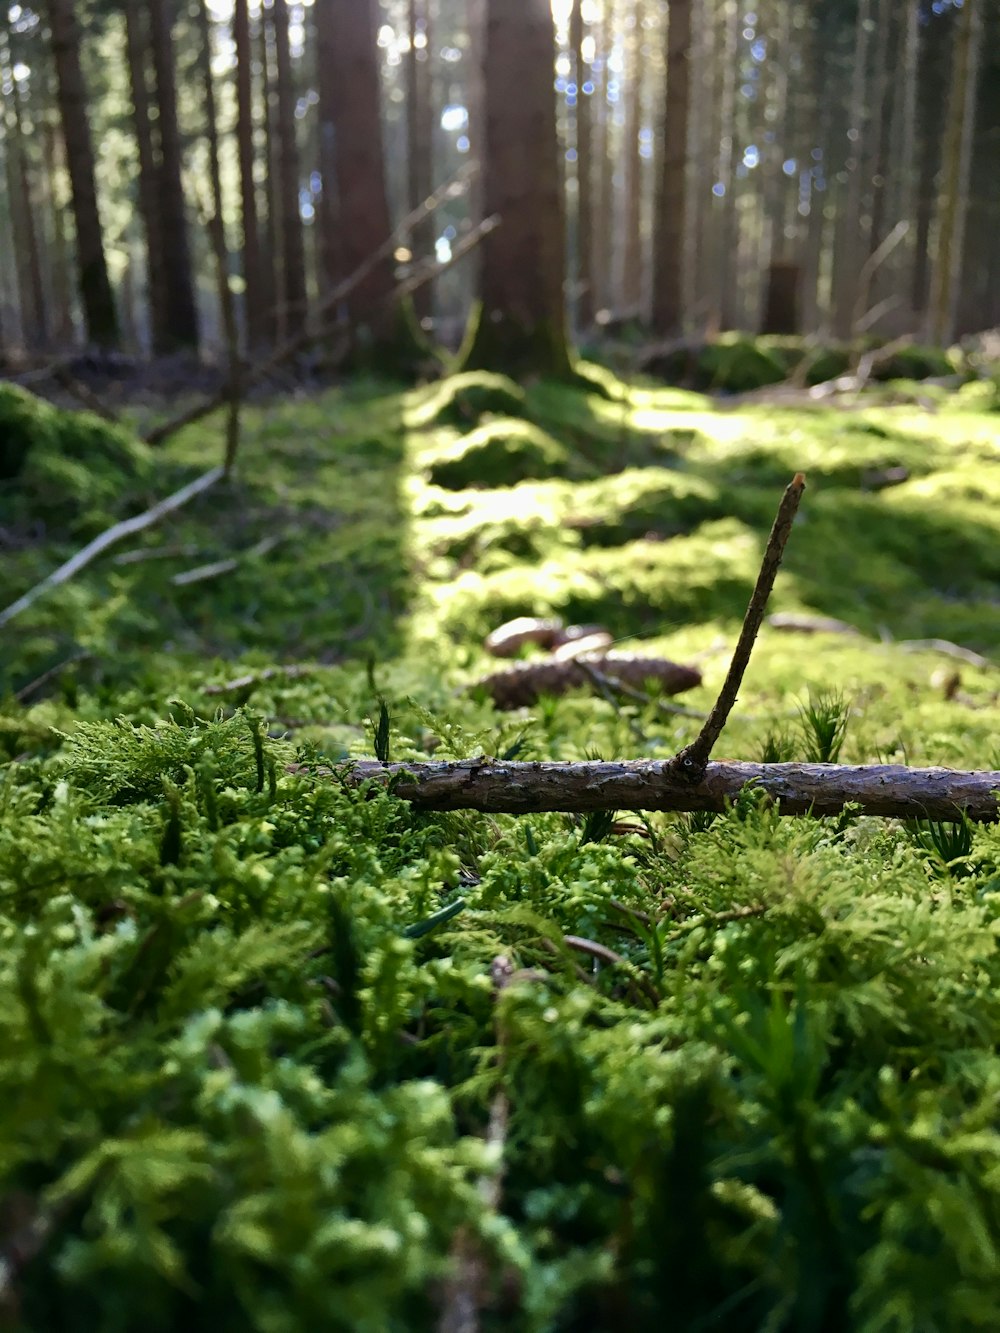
(270, 0), (306, 339)
(715, 0), (740, 330)
(890, 0), (920, 314)
(234, 0), (266, 347)
(571, 0), (594, 330)
(927, 0), (983, 346)
(831, 0), (872, 338)
(45, 0), (118, 348)
(620, 0), (644, 312)
(406, 0), (435, 323)
(123, 0), (169, 354)
(40, 94), (74, 344)
(195, 0), (238, 365)
(593, 0), (615, 313)
(148, 0), (199, 351)
(651, 0), (693, 335)
(259, 13), (280, 344)
(0, 26), (48, 350)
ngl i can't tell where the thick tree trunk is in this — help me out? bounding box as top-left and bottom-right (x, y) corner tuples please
(234, 0), (266, 348)
(271, 0), (307, 339)
(927, 0), (983, 346)
(333, 758), (1000, 823)
(461, 0), (572, 379)
(651, 0), (693, 336)
(45, 0), (118, 348)
(123, 0), (169, 354)
(325, 0), (401, 348)
(148, 0), (199, 351)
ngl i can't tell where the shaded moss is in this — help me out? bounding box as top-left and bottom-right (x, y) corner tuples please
(426, 418), (575, 490)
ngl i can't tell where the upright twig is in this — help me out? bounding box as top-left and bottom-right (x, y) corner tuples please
(668, 473), (806, 780)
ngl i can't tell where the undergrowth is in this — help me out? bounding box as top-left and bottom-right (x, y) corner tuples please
(1, 367), (999, 1330)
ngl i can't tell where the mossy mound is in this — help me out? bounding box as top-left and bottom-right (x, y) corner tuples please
(871, 343), (956, 382)
(644, 335), (788, 393)
(426, 418), (574, 490)
(0, 383), (153, 537)
(407, 371), (528, 429)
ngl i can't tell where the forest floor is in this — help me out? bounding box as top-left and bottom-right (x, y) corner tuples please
(2, 368), (1000, 1330)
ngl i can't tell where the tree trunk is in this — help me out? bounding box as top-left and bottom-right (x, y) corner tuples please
(45, 0), (118, 348)
(195, 0), (237, 365)
(831, 0), (872, 339)
(460, 0), (572, 378)
(324, 0), (402, 351)
(123, 0), (169, 354)
(259, 13), (280, 344)
(571, 0), (594, 330)
(234, 0), (266, 348)
(715, 0), (740, 330)
(651, 0), (693, 335)
(0, 23), (49, 350)
(593, 0), (615, 314)
(927, 0), (983, 346)
(148, 0), (199, 352)
(271, 0), (307, 339)
(406, 0), (435, 324)
(40, 90), (75, 344)
(620, 0), (644, 313)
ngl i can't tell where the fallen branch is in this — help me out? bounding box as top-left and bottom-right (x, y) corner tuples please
(330, 757), (1000, 822)
(202, 664), (318, 696)
(896, 638), (994, 669)
(170, 534), (281, 587)
(0, 466), (225, 628)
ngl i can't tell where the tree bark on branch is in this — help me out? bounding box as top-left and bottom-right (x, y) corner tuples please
(327, 758), (1000, 823)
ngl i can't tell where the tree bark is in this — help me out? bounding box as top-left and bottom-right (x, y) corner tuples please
(927, 0), (983, 346)
(148, 0), (199, 351)
(325, 0), (401, 348)
(620, 0), (644, 313)
(45, 0), (119, 348)
(123, 0), (169, 354)
(333, 758), (1000, 823)
(0, 24), (48, 350)
(651, 0), (693, 335)
(270, 0), (306, 339)
(461, 0), (572, 379)
(571, 0), (594, 330)
(831, 0), (873, 338)
(234, 0), (266, 348)
(406, 0), (435, 323)
(195, 0), (238, 366)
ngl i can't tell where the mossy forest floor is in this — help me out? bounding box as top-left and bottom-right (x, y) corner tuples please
(2, 366), (1000, 1330)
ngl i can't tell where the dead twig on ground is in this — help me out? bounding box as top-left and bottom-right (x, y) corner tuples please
(669, 473), (806, 780)
(0, 467), (225, 629)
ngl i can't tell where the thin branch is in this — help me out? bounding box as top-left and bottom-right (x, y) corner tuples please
(14, 651), (93, 703)
(0, 467), (225, 629)
(326, 757), (1000, 823)
(202, 664), (318, 696)
(669, 473), (806, 779)
(170, 534), (281, 587)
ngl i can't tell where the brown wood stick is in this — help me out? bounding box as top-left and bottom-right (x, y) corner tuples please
(669, 472), (806, 780)
(322, 758), (1000, 823)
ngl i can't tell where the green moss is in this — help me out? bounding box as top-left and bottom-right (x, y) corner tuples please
(870, 343), (957, 382)
(457, 300), (576, 382)
(0, 384), (154, 537)
(425, 418), (575, 490)
(405, 370), (528, 430)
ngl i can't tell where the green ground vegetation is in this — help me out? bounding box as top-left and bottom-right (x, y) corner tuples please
(1, 364), (999, 1331)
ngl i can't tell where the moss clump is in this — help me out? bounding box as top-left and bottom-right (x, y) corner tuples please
(406, 370), (528, 429)
(426, 418), (574, 490)
(871, 343), (956, 382)
(0, 384), (153, 537)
